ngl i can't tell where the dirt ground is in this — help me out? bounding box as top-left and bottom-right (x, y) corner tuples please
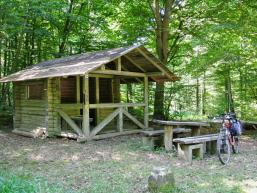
(0, 129), (257, 193)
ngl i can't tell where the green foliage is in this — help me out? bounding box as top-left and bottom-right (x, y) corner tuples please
(0, 171), (61, 193)
(0, 0), (256, 120)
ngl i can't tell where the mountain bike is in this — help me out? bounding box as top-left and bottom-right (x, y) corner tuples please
(216, 116), (240, 165)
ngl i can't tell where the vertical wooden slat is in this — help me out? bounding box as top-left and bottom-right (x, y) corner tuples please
(144, 76), (149, 128)
(164, 125), (173, 152)
(118, 107), (123, 132)
(76, 75), (80, 103)
(117, 57), (121, 71)
(83, 74), (90, 137)
(95, 77), (100, 124)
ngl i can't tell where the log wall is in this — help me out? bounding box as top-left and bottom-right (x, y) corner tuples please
(13, 80), (47, 132)
(47, 78), (61, 135)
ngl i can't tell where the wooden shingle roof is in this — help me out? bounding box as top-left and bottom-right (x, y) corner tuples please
(0, 45), (177, 82)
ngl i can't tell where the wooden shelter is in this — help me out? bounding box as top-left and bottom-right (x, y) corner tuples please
(0, 45), (176, 141)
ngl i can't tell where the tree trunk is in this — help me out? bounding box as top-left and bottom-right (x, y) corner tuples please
(150, 0), (174, 119)
(202, 71), (206, 115)
(224, 64), (234, 113)
(154, 82), (165, 119)
(196, 79), (200, 113)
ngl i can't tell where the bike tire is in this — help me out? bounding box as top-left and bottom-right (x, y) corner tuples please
(232, 136), (240, 154)
(217, 133), (231, 165)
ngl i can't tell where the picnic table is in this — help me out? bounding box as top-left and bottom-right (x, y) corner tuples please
(152, 120), (211, 151)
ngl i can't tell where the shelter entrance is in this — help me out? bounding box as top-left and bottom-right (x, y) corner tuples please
(60, 76), (114, 130)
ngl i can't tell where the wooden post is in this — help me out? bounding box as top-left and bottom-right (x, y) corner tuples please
(164, 125), (173, 152)
(117, 57), (121, 71)
(95, 77), (100, 125)
(82, 74), (90, 137)
(144, 76), (149, 128)
(76, 76), (80, 103)
(118, 107), (123, 132)
(192, 127), (200, 136)
(76, 75), (80, 115)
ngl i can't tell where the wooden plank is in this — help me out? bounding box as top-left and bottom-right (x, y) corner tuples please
(152, 120), (211, 127)
(136, 47), (174, 80)
(76, 75), (80, 103)
(141, 128), (191, 136)
(96, 77), (100, 124)
(144, 76), (149, 128)
(117, 57), (121, 71)
(164, 125), (173, 152)
(93, 70), (146, 77)
(118, 107), (123, 132)
(89, 74), (113, 78)
(90, 108), (120, 138)
(89, 103), (145, 108)
(123, 55), (146, 72)
(57, 109), (83, 136)
(83, 74), (90, 137)
(146, 72), (164, 76)
(122, 109), (145, 129)
(78, 129), (141, 142)
(173, 134), (219, 144)
(56, 103), (83, 109)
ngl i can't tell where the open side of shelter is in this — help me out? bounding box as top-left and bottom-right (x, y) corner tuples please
(0, 45), (177, 141)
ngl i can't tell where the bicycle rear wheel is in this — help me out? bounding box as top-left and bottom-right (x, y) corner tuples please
(232, 136), (240, 154)
(217, 133), (231, 165)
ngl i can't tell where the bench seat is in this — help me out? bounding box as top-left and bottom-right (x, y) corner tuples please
(173, 134), (219, 163)
(173, 134), (219, 144)
(141, 128), (191, 137)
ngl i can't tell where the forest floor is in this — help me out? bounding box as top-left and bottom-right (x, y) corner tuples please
(0, 127), (257, 193)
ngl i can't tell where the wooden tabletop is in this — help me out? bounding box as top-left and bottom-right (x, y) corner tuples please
(152, 119), (210, 127)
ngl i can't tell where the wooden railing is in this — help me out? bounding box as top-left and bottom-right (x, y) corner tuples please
(56, 103), (145, 109)
(56, 104), (146, 140)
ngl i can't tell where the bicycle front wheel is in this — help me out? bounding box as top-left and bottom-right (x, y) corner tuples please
(217, 133), (231, 165)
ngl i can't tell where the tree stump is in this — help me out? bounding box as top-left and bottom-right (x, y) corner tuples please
(148, 167), (175, 193)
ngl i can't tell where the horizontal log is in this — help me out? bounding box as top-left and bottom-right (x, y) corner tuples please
(93, 70), (146, 77)
(152, 119), (211, 127)
(89, 103), (146, 109)
(173, 134), (219, 144)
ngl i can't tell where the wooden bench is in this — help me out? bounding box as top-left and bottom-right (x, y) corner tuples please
(173, 134), (219, 163)
(141, 128), (191, 149)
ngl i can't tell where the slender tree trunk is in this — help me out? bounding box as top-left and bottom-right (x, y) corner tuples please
(196, 79), (200, 113)
(224, 63), (234, 113)
(202, 71), (206, 115)
(59, 0), (74, 56)
(150, 0), (174, 119)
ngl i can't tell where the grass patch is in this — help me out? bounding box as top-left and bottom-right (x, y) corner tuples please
(0, 170), (62, 193)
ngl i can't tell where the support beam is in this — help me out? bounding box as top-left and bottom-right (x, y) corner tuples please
(90, 108), (120, 138)
(117, 57), (121, 71)
(146, 72), (164, 76)
(95, 77), (100, 124)
(118, 107), (123, 132)
(76, 75), (80, 103)
(144, 76), (149, 128)
(124, 55), (146, 72)
(93, 70), (146, 77)
(136, 48), (174, 80)
(82, 74), (90, 137)
(56, 109), (83, 136)
(89, 103), (145, 108)
(122, 109), (146, 129)
(101, 64), (105, 70)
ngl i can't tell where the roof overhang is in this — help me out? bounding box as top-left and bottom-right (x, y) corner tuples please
(0, 45), (178, 83)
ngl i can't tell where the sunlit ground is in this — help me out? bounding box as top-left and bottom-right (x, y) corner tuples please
(0, 129), (256, 193)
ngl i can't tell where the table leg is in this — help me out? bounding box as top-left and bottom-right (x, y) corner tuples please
(164, 125), (173, 152)
(192, 127), (200, 136)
